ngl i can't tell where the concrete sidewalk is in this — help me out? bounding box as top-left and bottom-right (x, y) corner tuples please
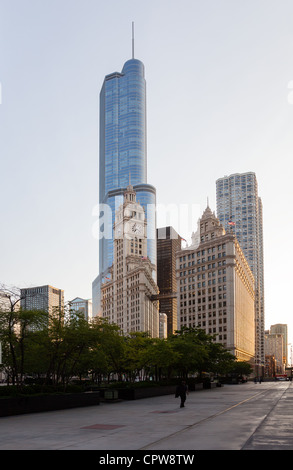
(0, 382), (292, 451)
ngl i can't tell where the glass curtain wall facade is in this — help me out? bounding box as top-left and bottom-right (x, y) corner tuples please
(216, 172), (265, 373)
(99, 59), (147, 202)
(93, 57), (156, 316)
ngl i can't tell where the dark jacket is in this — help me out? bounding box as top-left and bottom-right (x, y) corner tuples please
(175, 383), (188, 398)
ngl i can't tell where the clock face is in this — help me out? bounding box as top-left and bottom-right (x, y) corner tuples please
(131, 223), (143, 235)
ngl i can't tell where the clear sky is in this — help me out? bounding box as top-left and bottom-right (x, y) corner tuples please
(1, 0), (293, 357)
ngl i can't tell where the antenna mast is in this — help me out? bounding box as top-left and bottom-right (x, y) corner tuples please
(132, 22), (135, 59)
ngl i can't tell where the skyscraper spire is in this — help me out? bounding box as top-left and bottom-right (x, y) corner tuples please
(132, 21), (135, 59)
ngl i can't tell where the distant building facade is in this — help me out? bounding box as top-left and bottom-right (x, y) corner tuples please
(101, 185), (159, 337)
(157, 226), (182, 336)
(159, 312), (167, 339)
(69, 297), (92, 322)
(20, 285), (64, 313)
(176, 206), (255, 364)
(270, 324), (288, 366)
(264, 331), (285, 374)
(264, 354), (277, 378)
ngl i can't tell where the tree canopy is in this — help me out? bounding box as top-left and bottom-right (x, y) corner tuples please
(0, 311), (241, 390)
(0, 290), (244, 390)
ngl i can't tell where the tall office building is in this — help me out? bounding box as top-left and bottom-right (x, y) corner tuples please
(20, 285), (64, 313)
(216, 172), (264, 372)
(176, 206), (255, 364)
(157, 226), (182, 336)
(93, 36), (156, 316)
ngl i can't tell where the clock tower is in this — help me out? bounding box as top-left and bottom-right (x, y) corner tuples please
(114, 184), (147, 256)
(101, 185), (160, 337)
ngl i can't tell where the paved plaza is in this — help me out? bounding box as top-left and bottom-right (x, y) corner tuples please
(0, 381), (292, 454)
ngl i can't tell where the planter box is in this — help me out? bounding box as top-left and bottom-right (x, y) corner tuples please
(0, 391), (100, 417)
(115, 383), (207, 400)
(188, 383), (204, 391)
(94, 383), (205, 400)
(104, 389), (118, 400)
(116, 385), (176, 400)
(203, 382), (217, 389)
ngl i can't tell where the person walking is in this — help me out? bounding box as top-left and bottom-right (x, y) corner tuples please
(175, 380), (188, 408)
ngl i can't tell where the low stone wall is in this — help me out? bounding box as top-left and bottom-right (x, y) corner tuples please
(0, 391), (100, 417)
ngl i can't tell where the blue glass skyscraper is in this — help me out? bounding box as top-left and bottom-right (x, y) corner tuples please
(99, 58), (147, 201)
(93, 49), (157, 316)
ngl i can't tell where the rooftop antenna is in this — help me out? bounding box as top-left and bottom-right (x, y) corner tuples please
(132, 21), (135, 59)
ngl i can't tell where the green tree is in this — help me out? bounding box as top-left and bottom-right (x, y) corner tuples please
(167, 326), (236, 379)
(122, 331), (152, 382)
(90, 317), (125, 382)
(141, 338), (181, 381)
(169, 327), (209, 378)
(228, 361), (253, 379)
(56, 312), (94, 387)
(201, 341), (236, 377)
(0, 306), (48, 388)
